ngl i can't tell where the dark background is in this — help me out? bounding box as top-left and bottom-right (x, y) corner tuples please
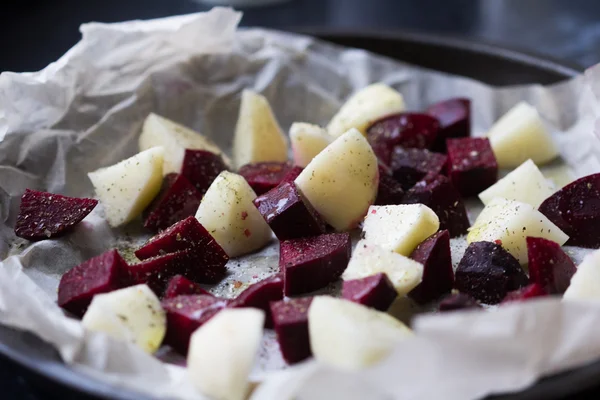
(2, 0), (600, 398)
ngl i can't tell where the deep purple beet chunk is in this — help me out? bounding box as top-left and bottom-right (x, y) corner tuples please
(143, 174), (202, 232)
(180, 150), (228, 195)
(527, 237), (576, 294)
(57, 249), (130, 317)
(375, 164), (404, 205)
(163, 275), (212, 299)
(228, 274), (284, 328)
(238, 162), (293, 195)
(438, 292), (481, 312)
(454, 241), (528, 304)
(446, 137), (498, 197)
(389, 147), (447, 191)
(162, 295), (228, 355)
(342, 273), (397, 311)
(15, 189), (98, 240)
(538, 173), (600, 248)
(281, 166), (304, 184)
(403, 175), (470, 237)
(408, 230), (454, 304)
(270, 297), (313, 364)
(280, 233), (351, 296)
(426, 98), (471, 152)
(502, 283), (548, 303)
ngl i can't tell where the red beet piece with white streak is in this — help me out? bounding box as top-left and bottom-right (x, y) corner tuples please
(446, 137), (497, 197)
(143, 174), (202, 232)
(408, 230), (454, 304)
(502, 283), (548, 303)
(389, 147), (447, 191)
(238, 162), (293, 195)
(270, 297), (314, 364)
(375, 164), (404, 206)
(426, 98), (471, 152)
(526, 237), (576, 294)
(253, 182), (326, 240)
(280, 233), (351, 296)
(15, 189), (98, 240)
(180, 150), (228, 195)
(161, 294), (228, 355)
(163, 275), (212, 299)
(58, 249), (130, 317)
(228, 274), (284, 328)
(342, 273), (397, 311)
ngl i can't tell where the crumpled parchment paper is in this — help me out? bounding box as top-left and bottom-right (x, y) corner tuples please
(2, 7), (600, 400)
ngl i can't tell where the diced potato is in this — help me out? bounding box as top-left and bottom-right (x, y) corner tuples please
(343, 239), (423, 295)
(81, 284), (166, 354)
(138, 113), (228, 174)
(195, 171), (272, 257)
(88, 147), (164, 227)
(478, 159), (555, 208)
(308, 296), (412, 370)
(295, 128), (379, 231)
(327, 83), (405, 138)
(487, 102), (559, 168)
(467, 198), (569, 264)
(563, 250), (600, 301)
(187, 308), (265, 400)
(290, 122), (331, 167)
(232, 90), (288, 168)
(362, 204), (440, 256)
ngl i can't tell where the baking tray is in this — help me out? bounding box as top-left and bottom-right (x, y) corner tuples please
(0, 30), (591, 400)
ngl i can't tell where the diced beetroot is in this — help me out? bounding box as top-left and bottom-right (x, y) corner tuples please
(366, 113), (440, 164)
(57, 249), (130, 317)
(135, 217), (229, 281)
(408, 230), (454, 304)
(143, 174), (202, 232)
(253, 182), (326, 241)
(15, 189), (98, 241)
(280, 233), (351, 296)
(446, 138), (498, 197)
(162, 295), (228, 355)
(426, 98), (471, 152)
(538, 173), (600, 248)
(527, 237), (576, 294)
(375, 164), (404, 205)
(163, 275), (212, 299)
(281, 166), (304, 184)
(180, 150), (228, 195)
(228, 274), (284, 328)
(403, 175), (470, 237)
(270, 297), (313, 364)
(502, 283), (548, 303)
(238, 162), (293, 195)
(342, 273), (397, 311)
(455, 241), (528, 304)
(389, 147), (447, 191)
(438, 292), (482, 312)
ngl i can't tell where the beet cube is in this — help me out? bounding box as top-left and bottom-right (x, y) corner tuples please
(15, 189), (98, 241)
(163, 275), (212, 299)
(408, 230), (454, 304)
(375, 164), (405, 205)
(367, 113), (440, 157)
(426, 98), (471, 152)
(162, 295), (228, 355)
(143, 174), (202, 232)
(180, 149), (228, 195)
(253, 182), (326, 241)
(57, 249), (130, 317)
(280, 233), (351, 296)
(228, 274), (284, 328)
(389, 147), (447, 191)
(403, 175), (470, 237)
(502, 283), (548, 303)
(455, 241), (528, 304)
(538, 173), (600, 248)
(527, 237), (576, 294)
(342, 273), (397, 311)
(238, 162), (293, 195)
(127, 250), (199, 294)
(281, 166), (304, 184)
(438, 292), (482, 312)
(446, 138), (498, 197)
(270, 297), (313, 364)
